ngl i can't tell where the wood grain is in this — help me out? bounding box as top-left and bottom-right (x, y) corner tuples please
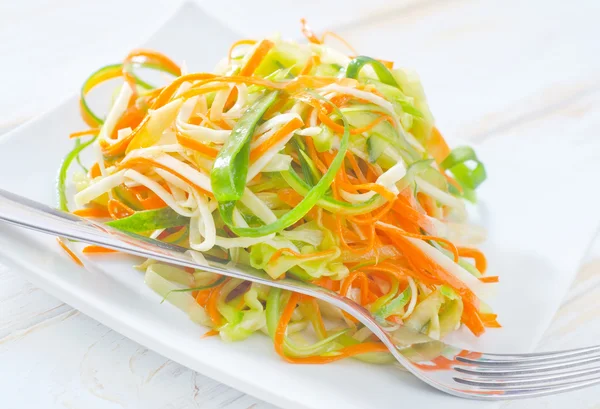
(1, 0), (600, 408)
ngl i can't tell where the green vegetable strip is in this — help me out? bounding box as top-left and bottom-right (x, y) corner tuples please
(74, 139), (89, 172)
(106, 207), (188, 233)
(281, 168), (384, 215)
(161, 276), (226, 302)
(123, 62), (180, 90)
(440, 146), (487, 190)
(291, 138), (316, 186)
(346, 56), (400, 89)
(211, 91), (279, 202)
(266, 287), (283, 338)
(81, 62), (174, 126)
(218, 96), (351, 237)
(58, 135), (98, 211)
(369, 277), (400, 312)
(374, 286), (412, 320)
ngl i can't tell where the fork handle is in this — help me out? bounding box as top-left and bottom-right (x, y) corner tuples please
(0, 188), (340, 299)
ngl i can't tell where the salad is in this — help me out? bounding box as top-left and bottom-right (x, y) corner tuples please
(59, 21), (497, 364)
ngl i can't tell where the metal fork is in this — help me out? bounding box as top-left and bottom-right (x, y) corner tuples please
(1, 187), (599, 400)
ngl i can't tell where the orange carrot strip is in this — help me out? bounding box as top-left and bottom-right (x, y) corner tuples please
(385, 229), (459, 263)
(69, 128), (100, 139)
(320, 31), (357, 55)
(340, 271), (370, 305)
(250, 117), (303, 161)
(299, 55), (318, 75)
(377, 224), (479, 308)
(107, 199), (135, 220)
(239, 39), (275, 77)
(138, 193), (167, 210)
(177, 131), (219, 159)
(201, 329), (220, 338)
(427, 126), (451, 165)
(340, 182), (397, 202)
(122, 48), (181, 90)
(479, 276), (499, 283)
(206, 281), (227, 326)
(377, 59), (394, 69)
(275, 292), (388, 363)
(56, 238), (83, 267)
(480, 313), (502, 328)
(82, 245), (118, 254)
(458, 247), (488, 273)
(305, 135), (328, 174)
(277, 188), (304, 207)
(462, 303), (486, 336)
(346, 151), (367, 183)
(300, 18), (322, 44)
(301, 93), (393, 135)
(118, 157), (213, 198)
(228, 39), (257, 62)
(89, 162), (102, 178)
(72, 207), (111, 218)
(152, 73), (352, 110)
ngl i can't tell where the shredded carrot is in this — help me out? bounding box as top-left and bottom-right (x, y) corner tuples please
(72, 207), (110, 218)
(305, 135), (327, 174)
(311, 277), (340, 292)
(177, 131), (219, 159)
(69, 128), (100, 139)
(179, 84), (232, 100)
(340, 182), (397, 202)
(277, 188), (304, 207)
(346, 151), (367, 183)
(206, 281), (227, 326)
(380, 227), (459, 263)
(250, 117), (303, 161)
(122, 48), (181, 90)
(223, 86), (239, 112)
(110, 104), (147, 140)
(427, 126), (451, 165)
(300, 93), (393, 135)
(377, 224), (479, 309)
(152, 72), (354, 110)
(300, 18), (322, 44)
(458, 247), (488, 273)
(118, 156), (213, 198)
(479, 276), (499, 283)
(201, 329), (220, 338)
(462, 303), (486, 336)
(107, 199), (135, 220)
(138, 192), (167, 210)
(300, 55), (319, 75)
(340, 271), (371, 305)
(417, 192), (437, 217)
(320, 31), (358, 55)
(89, 162), (101, 178)
(480, 312), (502, 328)
(274, 292), (388, 363)
(56, 238), (83, 267)
(377, 59), (394, 69)
(228, 39), (257, 63)
(82, 245), (118, 254)
(239, 39), (275, 77)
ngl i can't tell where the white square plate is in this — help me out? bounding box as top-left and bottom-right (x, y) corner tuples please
(1, 3), (600, 409)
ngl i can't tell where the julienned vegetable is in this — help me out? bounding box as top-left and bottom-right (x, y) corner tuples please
(61, 21), (495, 365)
(106, 207), (189, 232)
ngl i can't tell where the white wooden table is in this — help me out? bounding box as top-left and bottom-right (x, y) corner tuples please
(2, 0), (600, 407)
